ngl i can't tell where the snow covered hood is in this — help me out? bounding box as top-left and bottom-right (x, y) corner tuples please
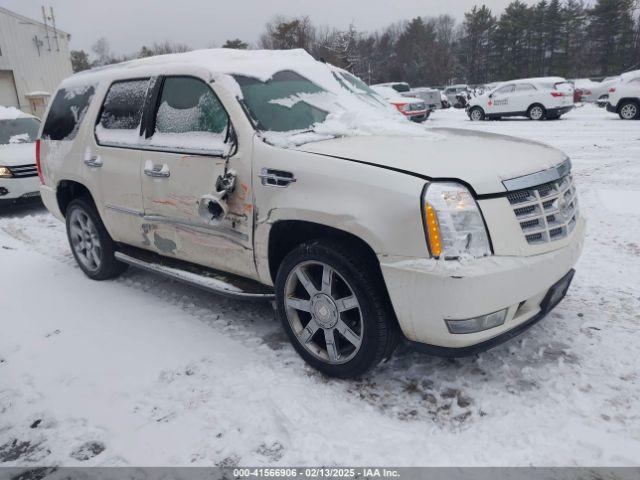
(0, 143), (36, 167)
(296, 128), (568, 195)
(0, 106), (31, 121)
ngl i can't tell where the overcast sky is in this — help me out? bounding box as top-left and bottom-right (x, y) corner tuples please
(3, 0), (553, 57)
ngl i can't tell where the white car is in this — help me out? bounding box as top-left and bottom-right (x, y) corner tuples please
(573, 77), (618, 104)
(443, 84), (470, 106)
(370, 85), (430, 122)
(410, 87), (443, 110)
(0, 107), (41, 204)
(606, 70), (640, 120)
(593, 76), (621, 107)
(467, 77), (574, 121)
(37, 49), (584, 378)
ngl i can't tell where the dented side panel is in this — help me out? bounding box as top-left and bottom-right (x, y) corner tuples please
(251, 138), (429, 286)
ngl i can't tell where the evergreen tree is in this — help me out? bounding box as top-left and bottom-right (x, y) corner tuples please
(588, 0), (636, 75)
(70, 50), (91, 73)
(458, 6), (496, 84)
(222, 39), (249, 49)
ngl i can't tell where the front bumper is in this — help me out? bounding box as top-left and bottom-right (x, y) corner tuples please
(404, 110), (429, 122)
(379, 217), (585, 350)
(606, 102), (617, 113)
(0, 175), (40, 203)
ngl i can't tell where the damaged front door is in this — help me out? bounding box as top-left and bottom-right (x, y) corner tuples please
(140, 75), (254, 277)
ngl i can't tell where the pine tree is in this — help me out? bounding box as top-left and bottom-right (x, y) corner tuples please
(459, 6), (496, 83)
(588, 0), (636, 75)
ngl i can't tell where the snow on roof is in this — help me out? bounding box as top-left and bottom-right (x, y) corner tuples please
(621, 69), (640, 80)
(503, 77), (568, 85)
(69, 48), (332, 86)
(0, 106), (31, 120)
(0, 7), (70, 36)
(25, 91), (51, 97)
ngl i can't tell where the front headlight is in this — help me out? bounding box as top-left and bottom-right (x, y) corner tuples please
(423, 182), (491, 259)
(0, 166), (13, 178)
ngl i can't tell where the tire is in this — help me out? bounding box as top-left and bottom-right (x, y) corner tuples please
(469, 107), (485, 121)
(65, 198), (128, 280)
(528, 104), (546, 120)
(275, 240), (399, 378)
(618, 100), (640, 120)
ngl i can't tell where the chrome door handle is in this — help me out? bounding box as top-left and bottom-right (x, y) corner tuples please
(259, 168), (296, 187)
(84, 156), (103, 168)
(144, 162), (170, 178)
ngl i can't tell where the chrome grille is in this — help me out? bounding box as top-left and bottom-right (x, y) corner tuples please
(9, 164), (38, 178)
(507, 174), (579, 245)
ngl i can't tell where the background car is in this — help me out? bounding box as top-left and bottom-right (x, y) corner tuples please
(467, 77), (574, 121)
(372, 81), (412, 94)
(0, 106), (41, 205)
(443, 84), (471, 106)
(409, 87), (442, 111)
(370, 85), (430, 122)
(606, 70), (640, 120)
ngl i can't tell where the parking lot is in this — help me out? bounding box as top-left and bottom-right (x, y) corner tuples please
(1, 104), (639, 467)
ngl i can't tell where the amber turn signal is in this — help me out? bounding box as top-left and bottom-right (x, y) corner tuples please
(425, 202), (442, 257)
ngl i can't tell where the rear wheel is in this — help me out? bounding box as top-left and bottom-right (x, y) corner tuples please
(528, 104), (546, 120)
(469, 107), (485, 121)
(275, 240), (399, 378)
(65, 198), (127, 280)
(619, 100), (639, 120)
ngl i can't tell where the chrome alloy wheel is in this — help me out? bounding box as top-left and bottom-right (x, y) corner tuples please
(284, 261), (363, 365)
(69, 208), (102, 272)
(620, 103), (638, 120)
(530, 105), (544, 120)
(470, 108), (483, 121)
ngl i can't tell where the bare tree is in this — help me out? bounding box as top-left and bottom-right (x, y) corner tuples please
(91, 37), (118, 66)
(259, 15), (316, 51)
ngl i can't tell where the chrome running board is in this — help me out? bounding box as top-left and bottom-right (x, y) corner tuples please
(115, 250), (274, 301)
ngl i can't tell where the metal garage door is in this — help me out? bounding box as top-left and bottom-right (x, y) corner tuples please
(0, 70), (20, 108)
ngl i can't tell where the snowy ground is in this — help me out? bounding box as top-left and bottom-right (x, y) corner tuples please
(1, 104), (639, 467)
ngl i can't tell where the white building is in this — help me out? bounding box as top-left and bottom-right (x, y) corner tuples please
(0, 7), (73, 118)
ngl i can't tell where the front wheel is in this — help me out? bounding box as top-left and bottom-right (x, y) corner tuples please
(528, 104), (546, 120)
(275, 240), (398, 378)
(619, 101), (639, 120)
(469, 107), (485, 121)
(66, 198), (128, 280)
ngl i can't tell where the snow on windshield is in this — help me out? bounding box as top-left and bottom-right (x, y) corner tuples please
(0, 118), (40, 145)
(213, 50), (436, 148)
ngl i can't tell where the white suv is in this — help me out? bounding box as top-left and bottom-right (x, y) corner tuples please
(467, 77), (574, 121)
(37, 49), (585, 378)
(606, 70), (640, 120)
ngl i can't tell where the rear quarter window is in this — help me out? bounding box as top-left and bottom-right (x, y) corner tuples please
(95, 78), (150, 147)
(42, 85), (96, 141)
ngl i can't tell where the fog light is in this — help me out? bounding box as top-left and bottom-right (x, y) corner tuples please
(446, 309), (508, 334)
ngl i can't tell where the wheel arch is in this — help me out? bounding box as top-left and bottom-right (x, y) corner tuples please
(267, 220), (381, 284)
(617, 97), (640, 110)
(56, 179), (96, 217)
(527, 102), (546, 112)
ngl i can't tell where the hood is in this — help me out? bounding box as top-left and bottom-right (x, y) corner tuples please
(0, 142), (37, 167)
(295, 128), (568, 195)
